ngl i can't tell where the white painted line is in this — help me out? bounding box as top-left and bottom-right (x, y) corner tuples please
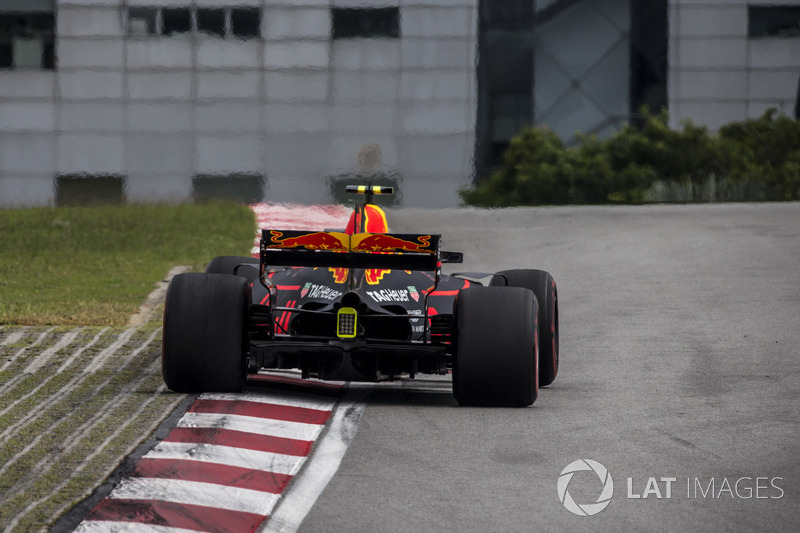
(261, 390), (369, 533)
(201, 392), (338, 412)
(57, 327), (109, 373)
(0, 326), (56, 371)
(109, 477), (280, 516)
(75, 522), (200, 533)
(74, 378), (166, 474)
(178, 412), (325, 442)
(83, 328), (139, 374)
(145, 442), (306, 477)
(0, 326), (28, 347)
(24, 327), (84, 374)
(3, 371), (169, 531)
(0, 328), (160, 468)
(47, 385), (187, 531)
(0, 328), (129, 444)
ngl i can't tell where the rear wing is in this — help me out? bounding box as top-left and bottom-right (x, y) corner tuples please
(260, 230), (441, 271)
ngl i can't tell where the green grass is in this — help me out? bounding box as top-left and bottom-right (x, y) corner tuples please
(0, 202), (256, 528)
(0, 202), (256, 326)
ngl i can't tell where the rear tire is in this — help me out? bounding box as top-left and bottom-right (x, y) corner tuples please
(206, 256), (259, 283)
(162, 273), (249, 393)
(453, 287), (538, 407)
(492, 269), (559, 386)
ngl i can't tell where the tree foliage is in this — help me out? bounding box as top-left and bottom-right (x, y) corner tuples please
(461, 108), (800, 206)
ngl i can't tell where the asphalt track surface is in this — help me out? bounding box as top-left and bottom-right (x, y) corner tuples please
(294, 203), (800, 532)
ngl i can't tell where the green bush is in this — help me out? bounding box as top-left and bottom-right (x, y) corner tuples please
(460, 128), (570, 207)
(460, 108), (800, 206)
(718, 109), (800, 200)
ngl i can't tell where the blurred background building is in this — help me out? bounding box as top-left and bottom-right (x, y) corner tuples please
(0, 0), (799, 208)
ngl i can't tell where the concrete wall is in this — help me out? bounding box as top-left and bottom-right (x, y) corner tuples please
(669, 0), (800, 130)
(0, 0), (477, 208)
(2, 0), (800, 207)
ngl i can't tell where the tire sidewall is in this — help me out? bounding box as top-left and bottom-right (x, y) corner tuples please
(206, 255), (259, 283)
(162, 273), (249, 392)
(492, 269), (558, 386)
(453, 286), (538, 407)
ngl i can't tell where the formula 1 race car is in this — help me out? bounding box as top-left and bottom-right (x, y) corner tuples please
(162, 186), (558, 407)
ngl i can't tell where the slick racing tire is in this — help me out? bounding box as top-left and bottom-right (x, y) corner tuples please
(492, 269), (559, 387)
(206, 256), (259, 283)
(453, 287), (538, 407)
(162, 273), (249, 393)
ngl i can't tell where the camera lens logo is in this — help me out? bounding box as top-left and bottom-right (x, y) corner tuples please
(557, 459), (614, 516)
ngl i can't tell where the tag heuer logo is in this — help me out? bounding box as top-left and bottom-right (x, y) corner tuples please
(408, 286), (419, 302)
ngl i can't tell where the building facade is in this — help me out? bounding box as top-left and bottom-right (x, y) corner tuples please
(669, 1), (800, 129)
(1, 0), (478, 208)
(0, 0), (798, 208)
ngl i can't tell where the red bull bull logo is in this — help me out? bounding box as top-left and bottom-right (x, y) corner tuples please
(329, 268), (349, 284)
(265, 230), (348, 251)
(351, 234), (433, 253)
(330, 267), (390, 285)
(365, 269), (391, 285)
